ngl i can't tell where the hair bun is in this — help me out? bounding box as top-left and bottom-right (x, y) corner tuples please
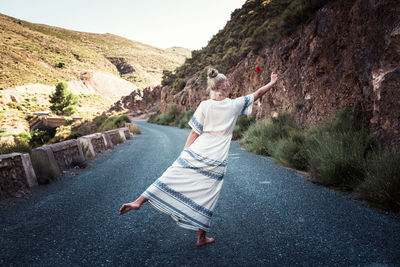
(207, 68), (219, 79)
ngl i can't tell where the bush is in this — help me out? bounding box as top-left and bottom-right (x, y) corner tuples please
(29, 125), (57, 147)
(233, 113), (256, 140)
(62, 105), (77, 116)
(50, 125), (73, 143)
(56, 62), (66, 68)
(235, 105), (400, 211)
(148, 105), (181, 126)
(240, 112), (297, 155)
(49, 81), (78, 115)
(7, 102), (23, 110)
(356, 148), (400, 211)
(93, 114), (108, 127)
(174, 109), (195, 129)
(305, 130), (370, 188)
(172, 78), (186, 94)
(0, 140), (31, 155)
(272, 130), (308, 170)
(129, 124), (142, 134)
(161, 70), (176, 86)
(99, 114), (131, 132)
(148, 111), (161, 124)
(304, 107), (373, 188)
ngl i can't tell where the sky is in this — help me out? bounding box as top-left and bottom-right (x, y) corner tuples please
(0, 0), (245, 50)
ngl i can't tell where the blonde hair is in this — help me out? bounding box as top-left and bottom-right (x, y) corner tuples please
(207, 68), (229, 98)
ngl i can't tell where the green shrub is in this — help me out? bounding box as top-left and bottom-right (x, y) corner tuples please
(129, 124), (142, 134)
(62, 105), (77, 116)
(233, 113), (256, 140)
(93, 113), (108, 126)
(65, 118), (73, 125)
(7, 102), (23, 110)
(29, 125), (57, 147)
(16, 132), (31, 144)
(0, 140), (31, 155)
(272, 130), (308, 170)
(175, 109), (195, 129)
(172, 78), (186, 94)
(305, 130), (370, 188)
(56, 62), (66, 68)
(148, 111), (161, 124)
(99, 114), (131, 132)
(356, 148), (400, 211)
(240, 112), (297, 155)
(161, 70), (176, 86)
(69, 125), (91, 139)
(148, 105), (181, 126)
(49, 81), (78, 115)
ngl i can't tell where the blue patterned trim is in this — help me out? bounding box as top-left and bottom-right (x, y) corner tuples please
(143, 190), (210, 230)
(189, 116), (203, 134)
(154, 180), (213, 218)
(241, 95), (252, 115)
(175, 157), (224, 181)
(185, 148), (227, 167)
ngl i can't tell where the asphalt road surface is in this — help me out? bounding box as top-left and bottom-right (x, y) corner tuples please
(1, 121), (399, 266)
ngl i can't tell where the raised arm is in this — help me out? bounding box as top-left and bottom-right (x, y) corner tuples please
(252, 72), (278, 102)
(184, 129), (200, 149)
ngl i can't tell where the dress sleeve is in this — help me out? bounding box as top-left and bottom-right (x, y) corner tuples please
(188, 101), (205, 135)
(233, 93), (255, 116)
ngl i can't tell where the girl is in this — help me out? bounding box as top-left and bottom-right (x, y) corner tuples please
(119, 68), (278, 246)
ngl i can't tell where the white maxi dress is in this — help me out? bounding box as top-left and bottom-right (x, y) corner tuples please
(142, 93), (255, 231)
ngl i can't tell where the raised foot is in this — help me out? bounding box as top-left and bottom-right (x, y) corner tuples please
(196, 237), (215, 247)
(119, 202), (140, 215)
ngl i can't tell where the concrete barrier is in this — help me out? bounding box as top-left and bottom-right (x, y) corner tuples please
(31, 139), (84, 184)
(104, 128), (126, 146)
(0, 152), (38, 200)
(30, 146), (61, 184)
(122, 127), (134, 139)
(78, 133), (109, 159)
(49, 139), (85, 171)
(1, 124), (137, 199)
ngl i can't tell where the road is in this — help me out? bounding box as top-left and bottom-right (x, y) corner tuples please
(1, 121), (399, 266)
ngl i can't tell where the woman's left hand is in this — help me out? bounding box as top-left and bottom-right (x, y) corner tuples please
(270, 72), (278, 84)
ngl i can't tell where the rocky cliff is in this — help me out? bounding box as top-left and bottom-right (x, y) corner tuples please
(107, 86), (162, 116)
(159, 0), (400, 145)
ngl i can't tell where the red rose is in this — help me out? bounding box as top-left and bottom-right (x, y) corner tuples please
(256, 66), (260, 73)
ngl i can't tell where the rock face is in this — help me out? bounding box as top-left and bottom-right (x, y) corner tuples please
(160, 0), (400, 145)
(106, 57), (136, 74)
(107, 85), (162, 115)
(68, 71), (138, 100)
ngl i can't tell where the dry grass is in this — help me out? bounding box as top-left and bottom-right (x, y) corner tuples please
(129, 124), (142, 134)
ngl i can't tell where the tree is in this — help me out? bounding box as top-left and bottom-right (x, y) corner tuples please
(49, 81), (78, 115)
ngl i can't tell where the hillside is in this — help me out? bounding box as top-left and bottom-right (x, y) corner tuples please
(0, 13), (191, 89)
(153, 0), (400, 146)
(0, 13), (190, 138)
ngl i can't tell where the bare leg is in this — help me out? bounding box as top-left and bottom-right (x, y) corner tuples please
(196, 228), (215, 246)
(119, 195), (148, 215)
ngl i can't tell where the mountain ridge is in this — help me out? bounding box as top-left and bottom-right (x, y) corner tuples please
(0, 13), (191, 89)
